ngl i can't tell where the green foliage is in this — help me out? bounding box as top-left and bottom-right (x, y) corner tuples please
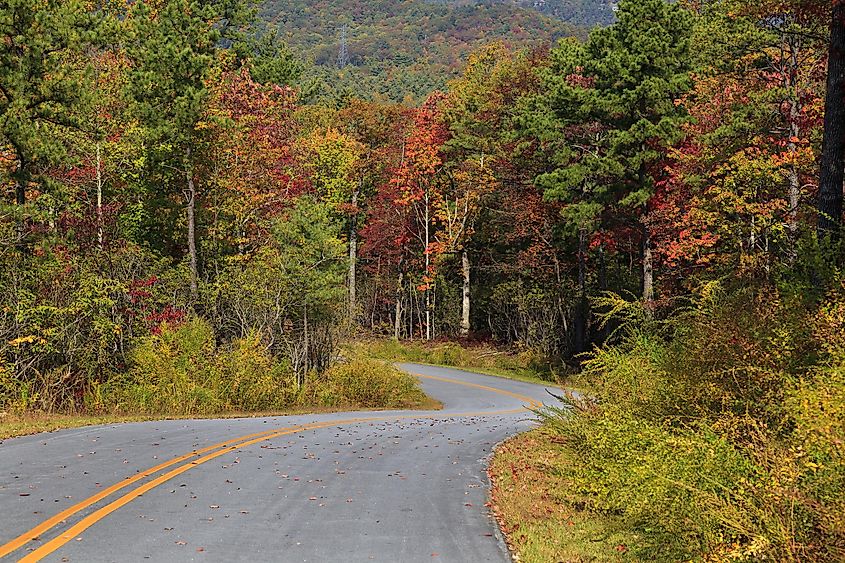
(103, 317), (293, 415)
(237, 24), (305, 87)
(0, 0), (106, 209)
(539, 0), (693, 230)
(259, 0), (584, 103)
(125, 0), (220, 148)
(0, 243), (191, 413)
(541, 285), (845, 561)
(206, 197), (347, 376)
(300, 358), (429, 409)
(91, 321), (428, 415)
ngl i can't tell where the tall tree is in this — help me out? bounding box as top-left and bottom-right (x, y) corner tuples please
(818, 0), (845, 241)
(125, 0), (241, 299)
(299, 128), (365, 321)
(542, 0), (694, 309)
(0, 0), (103, 217)
(394, 94), (449, 340)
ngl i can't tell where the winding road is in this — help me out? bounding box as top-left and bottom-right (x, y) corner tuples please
(0, 364), (555, 562)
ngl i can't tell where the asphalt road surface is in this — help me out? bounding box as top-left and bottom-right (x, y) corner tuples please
(0, 364), (557, 563)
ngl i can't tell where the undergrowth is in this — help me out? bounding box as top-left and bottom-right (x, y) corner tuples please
(1, 318), (433, 421)
(529, 283), (845, 562)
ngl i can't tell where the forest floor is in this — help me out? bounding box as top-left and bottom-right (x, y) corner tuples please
(489, 428), (637, 562)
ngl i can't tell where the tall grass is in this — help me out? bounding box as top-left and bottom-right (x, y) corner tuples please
(1, 318), (433, 418)
(539, 286), (845, 562)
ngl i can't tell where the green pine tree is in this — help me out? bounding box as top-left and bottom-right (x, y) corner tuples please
(0, 0), (104, 210)
(541, 0), (694, 306)
(125, 0), (251, 300)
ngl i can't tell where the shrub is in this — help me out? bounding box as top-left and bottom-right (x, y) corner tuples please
(98, 318), (294, 415)
(541, 287), (845, 562)
(301, 359), (428, 409)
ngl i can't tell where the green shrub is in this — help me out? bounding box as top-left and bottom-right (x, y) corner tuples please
(302, 359), (429, 409)
(97, 318), (295, 415)
(541, 287), (845, 562)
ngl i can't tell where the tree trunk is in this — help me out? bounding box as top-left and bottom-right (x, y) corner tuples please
(574, 228), (589, 355)
(424, 190), (432, 341)
(15, 157), (27, 206)
(185, 147), (199, 301)
(818, 2), (845, 240)
(460, 248), (471, 337)
(782, 30), (802, 261)
(348, 188), (358, 323)
(14, 155), (29, 247)
(302, 300), (309, 385)
(408, 277), (414, 341)
(96, 143), (104, 250)
(598, 244), (607, 291)
(642, 226), (654, 310)
(394, 267), (404, 340)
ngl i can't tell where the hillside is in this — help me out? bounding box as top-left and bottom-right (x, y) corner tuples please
(259, 0), (597, 101)
(433, 0), (618, 27)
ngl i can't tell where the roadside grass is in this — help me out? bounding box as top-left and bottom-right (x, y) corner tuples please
(2, 355), (440, 440)
(489, 428), (638, 563)
(346, 338), (565, 386)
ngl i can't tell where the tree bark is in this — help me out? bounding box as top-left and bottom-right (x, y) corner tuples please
(96, 143), (104, 250)
(185, 147), (199, 301)
(818, 2), (845, 240)
(460, 248), (471, 337)
(424, 189), (432, 341)
(14, 155), (29, 247)
(574, 228), (589, 355)
(303, 300), (309, 385)
(394, 267), (404, 340)
(15, 157), (27, 206)
(642, 226), (654, 310)
(348, 187), (359, 323)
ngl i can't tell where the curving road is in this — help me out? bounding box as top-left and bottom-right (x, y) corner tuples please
(0, 364), (556, 563)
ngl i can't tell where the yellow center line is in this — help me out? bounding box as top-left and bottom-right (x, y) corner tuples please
(0, 428), (284, 559)
(414, 373), (544, 409)
(7, 372), (543, 562)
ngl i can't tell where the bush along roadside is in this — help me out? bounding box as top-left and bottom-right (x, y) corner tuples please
(490, 285), (845, 562)
(1, 318), (436, 438)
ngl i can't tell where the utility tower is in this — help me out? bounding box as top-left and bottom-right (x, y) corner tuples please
(337, 25), (349, 69)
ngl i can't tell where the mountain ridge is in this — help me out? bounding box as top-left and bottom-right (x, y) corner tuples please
(258, 0), (612, 101)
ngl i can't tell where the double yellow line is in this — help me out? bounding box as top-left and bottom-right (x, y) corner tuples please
(2, 373), (543, 562)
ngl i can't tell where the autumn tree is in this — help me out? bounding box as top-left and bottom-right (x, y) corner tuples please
(125, 0), (245, 299)
(0, 0), (104, 236)
(393, 94), (449, 340)
(541, 0), (694, 310)
(298, 128), (365, 320)
(441, 45), (513, 336)
(206, 68), (298, 258)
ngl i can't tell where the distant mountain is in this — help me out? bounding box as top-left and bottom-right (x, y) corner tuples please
(428, 0), (618, 27)
(259, 0), (607, 102)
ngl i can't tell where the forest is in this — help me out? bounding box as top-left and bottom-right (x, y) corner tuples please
(1, 0), (843, 560)
(259, 0), (585, 101)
